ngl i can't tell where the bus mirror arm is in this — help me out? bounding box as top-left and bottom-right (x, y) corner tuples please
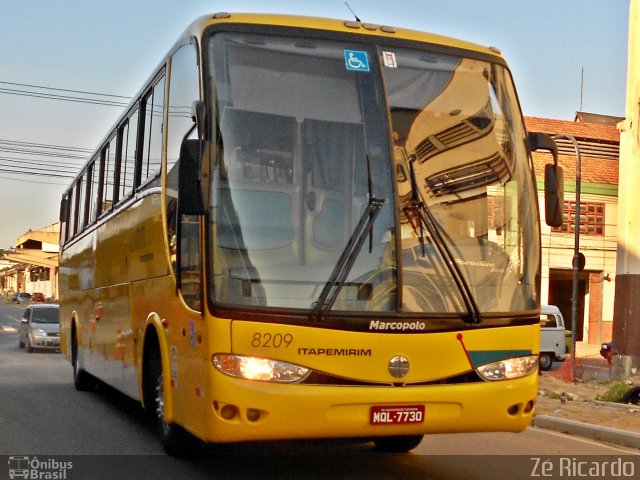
(192, 100), (206, 141)
(178, 138), (209, 216)
(528, 132), (564, 228)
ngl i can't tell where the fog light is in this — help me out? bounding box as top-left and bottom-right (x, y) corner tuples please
(247, 409), (261, 422)
(524, 400), (535, 413)
(220, 404), (238, 420)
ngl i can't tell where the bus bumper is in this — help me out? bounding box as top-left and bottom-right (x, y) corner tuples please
(201, 372), (537, 443)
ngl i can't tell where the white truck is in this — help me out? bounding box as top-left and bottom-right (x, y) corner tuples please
(539, 305), (568, 370)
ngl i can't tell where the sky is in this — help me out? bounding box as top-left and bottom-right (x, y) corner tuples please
(0, 0), (631, 249)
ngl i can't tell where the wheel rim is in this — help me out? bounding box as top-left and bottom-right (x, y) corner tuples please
(540, 354), (552, 369)
(155, 374), (170, 435)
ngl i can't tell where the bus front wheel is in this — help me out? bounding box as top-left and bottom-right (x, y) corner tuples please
(374, 435), (423, 453)
(145, 344), (187, 456)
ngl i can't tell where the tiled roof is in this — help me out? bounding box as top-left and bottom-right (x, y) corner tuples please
(526, 117), (620, 186)
(525, 116), (620, 143)
(532, 152), (619, 185)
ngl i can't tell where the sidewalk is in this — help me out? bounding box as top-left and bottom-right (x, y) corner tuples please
(574, 341), (602, 357)
(533, 342), (640, 450)
(548, 341), (611, 382)
(534, 414), (640, 449)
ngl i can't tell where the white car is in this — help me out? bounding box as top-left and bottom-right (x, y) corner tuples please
(18, 304), (60, 353)
(539, 305), (568, 370)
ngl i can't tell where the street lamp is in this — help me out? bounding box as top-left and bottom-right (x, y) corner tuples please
(552, 134), (582, 382)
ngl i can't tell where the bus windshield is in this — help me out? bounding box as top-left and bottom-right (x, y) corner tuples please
(206, 31), (540, 315)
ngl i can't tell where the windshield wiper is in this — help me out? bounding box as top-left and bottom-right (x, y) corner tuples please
(312, 154), (385, 318)
(312, 196), (384, 318)
(407, 157), (482, 324)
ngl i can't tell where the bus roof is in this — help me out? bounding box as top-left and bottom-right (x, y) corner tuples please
(183, 12), (504, 61)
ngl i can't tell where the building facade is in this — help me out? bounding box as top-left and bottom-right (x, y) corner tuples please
(613, 0), (640, 367)
(0, 222), (60, 300)
(527, 115), (620, 345)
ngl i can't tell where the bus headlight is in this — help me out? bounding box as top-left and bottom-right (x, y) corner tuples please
(476, 355), (538, 381)
(212, 354), (310, 383)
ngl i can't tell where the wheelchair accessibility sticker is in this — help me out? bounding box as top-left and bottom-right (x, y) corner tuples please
(344, 50), (370, 72)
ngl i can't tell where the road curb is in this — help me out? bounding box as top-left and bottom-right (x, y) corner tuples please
(534, 415), (640, 449)
(590, 399), (640, 411)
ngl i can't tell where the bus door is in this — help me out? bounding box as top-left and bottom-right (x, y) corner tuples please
(171, 212), (208, 434)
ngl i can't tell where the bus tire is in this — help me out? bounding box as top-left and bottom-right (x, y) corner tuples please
(72, 328), (96, 391)
(539, 352), (554, 371)
(144, 340), (187, 456)
(373, 435), (423, 453)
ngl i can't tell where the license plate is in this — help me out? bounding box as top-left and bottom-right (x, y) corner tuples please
(370, 405), (425, 425)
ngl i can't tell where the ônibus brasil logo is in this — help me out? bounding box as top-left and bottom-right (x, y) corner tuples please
(8, 456), (73, 479)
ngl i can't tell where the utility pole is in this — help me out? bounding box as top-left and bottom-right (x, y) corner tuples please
(553, 135), (582, 382)
(612, 0), (640, 379)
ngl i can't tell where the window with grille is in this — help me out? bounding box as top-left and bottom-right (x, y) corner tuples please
(551, 201), (605, 236)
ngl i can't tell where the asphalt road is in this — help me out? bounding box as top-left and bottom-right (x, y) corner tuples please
(0, 300), (637, 480)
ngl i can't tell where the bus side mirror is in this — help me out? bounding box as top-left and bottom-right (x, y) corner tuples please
(544, 164), (564, 227)
(178, 139), (210, 215)
(528, 132), (564, 228)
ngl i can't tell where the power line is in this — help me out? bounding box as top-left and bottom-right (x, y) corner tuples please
(0, 138), (93, 182)
(0, 166), (74, 179)
(0, 174), (69, 186)
(0, 173), (69, 187)
(0, 80), (189, 117)
(0, 156), (78, 175)
(0, 87), (129, 108)
(0, 80), (131, 99)
(0, 154), (84, 170)
(0, 138), (93, 154)
(0, 167), (75, 179)
(0, 146), (88, 160)
(0, 139), (91, 179)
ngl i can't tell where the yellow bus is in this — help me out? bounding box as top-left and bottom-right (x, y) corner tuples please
(58, 12), (563, 454)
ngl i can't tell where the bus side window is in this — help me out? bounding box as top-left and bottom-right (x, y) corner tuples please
(167, 44), (199, 187)
(166, 43), (200, 310)
(101, 136), (117, 214)
(140, 74), (166, 188)
(60, 191), (70, 244)
(118, 109), (140, 201)
(76, 175), (86, 233)
(81, 167), (92, 229)
(88, 155), (101, 224)
(66, 188), (76, 240)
